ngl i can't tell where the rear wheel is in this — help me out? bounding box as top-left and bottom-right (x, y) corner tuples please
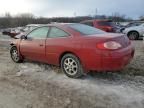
(61, 54), (84, 78)
(128, 31), (139, 40)
(10, 46), (23, 63)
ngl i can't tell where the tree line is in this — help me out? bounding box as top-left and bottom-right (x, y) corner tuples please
(0, 13), (142, 29)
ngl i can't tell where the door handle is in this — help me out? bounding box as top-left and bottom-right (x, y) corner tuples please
(39, 44), (44, 47)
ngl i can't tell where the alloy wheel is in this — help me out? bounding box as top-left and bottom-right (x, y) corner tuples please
(63, 57), (78, 76)
(11, 48), (19, 62)
(129, 32), (138, 40)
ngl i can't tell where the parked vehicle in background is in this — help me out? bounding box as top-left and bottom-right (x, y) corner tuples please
(10, 23), (134, 78)
(115, 22), (124, 28)
(80, 19), (120, 33)
(9, 28), (20, 38)
(22, 24), (44, 32)
(2, 28), (11, 35)
(126, 22), (142, 28)
(120, 22), (143, 33)
(123, 23), (144, 40)
(14, 24), (44, 39)
(2, 28), (20, 38)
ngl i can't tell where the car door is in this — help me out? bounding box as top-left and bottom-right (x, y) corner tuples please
(46, 26), (70, 65)
(20, 26), (49, 62)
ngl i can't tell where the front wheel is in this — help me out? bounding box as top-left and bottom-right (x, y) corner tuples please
(128, 31), (139, 40)
(10, 46), (23, 63)
(61, 54), (84, 78)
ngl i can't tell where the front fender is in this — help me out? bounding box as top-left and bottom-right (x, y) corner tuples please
(10, 39), (21, 54)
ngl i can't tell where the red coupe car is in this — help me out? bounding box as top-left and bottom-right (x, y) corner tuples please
(10, 23), (134, 78)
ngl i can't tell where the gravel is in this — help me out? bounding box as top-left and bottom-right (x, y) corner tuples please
(0, 34), (144, 108)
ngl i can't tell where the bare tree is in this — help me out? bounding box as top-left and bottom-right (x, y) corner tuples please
(0, 12), (133, 28)
(111, 12), (126, 22)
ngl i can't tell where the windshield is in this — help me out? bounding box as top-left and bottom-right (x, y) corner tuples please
(68, 24), (105, 35)
(127, 22), (142, 27)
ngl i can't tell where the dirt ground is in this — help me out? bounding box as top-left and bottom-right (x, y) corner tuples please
(0, 34), (144, 108)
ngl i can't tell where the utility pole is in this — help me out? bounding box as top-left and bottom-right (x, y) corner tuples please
(95, 8), (98, 19)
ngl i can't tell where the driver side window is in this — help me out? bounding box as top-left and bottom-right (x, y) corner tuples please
(27, 27), (49, 39)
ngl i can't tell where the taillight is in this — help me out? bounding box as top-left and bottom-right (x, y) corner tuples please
(97, 41), (122, 50)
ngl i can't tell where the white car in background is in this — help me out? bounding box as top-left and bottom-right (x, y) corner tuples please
(123, 23), (144, 40)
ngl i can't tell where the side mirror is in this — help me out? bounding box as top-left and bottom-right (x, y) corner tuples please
(21, 35), (27, 40)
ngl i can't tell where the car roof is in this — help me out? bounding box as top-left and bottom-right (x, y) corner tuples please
(23, 23), (75, 33)
(25, 23), (76, 28)
(26, 24), (45, 27)
(32, 23), (83, 36)
(81, 19), (112, 23)
(31, 23), (77, 28)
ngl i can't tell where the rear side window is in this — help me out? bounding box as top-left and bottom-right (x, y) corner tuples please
(27, 27), (49, 39)
(69, 24), (105, 35)
(98, 21), (115, 26)
(48, 27), (69, 38)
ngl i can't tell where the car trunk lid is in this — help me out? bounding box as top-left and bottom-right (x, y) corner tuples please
(86, 33), (130, 48)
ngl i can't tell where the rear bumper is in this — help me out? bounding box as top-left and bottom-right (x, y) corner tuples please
(101, 48), (134, 71)
(85, 44), (134, 72)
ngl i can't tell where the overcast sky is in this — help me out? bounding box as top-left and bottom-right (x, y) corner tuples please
(0, 0), (143, 19)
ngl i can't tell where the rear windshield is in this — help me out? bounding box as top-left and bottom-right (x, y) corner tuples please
(68, 24), (105, 35)
(98, 21), (116, 27)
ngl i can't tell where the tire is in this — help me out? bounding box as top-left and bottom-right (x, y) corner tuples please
(10, 46), (23, 63)
(128, 31), (139, 40)
(61, 54), (84, 78)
